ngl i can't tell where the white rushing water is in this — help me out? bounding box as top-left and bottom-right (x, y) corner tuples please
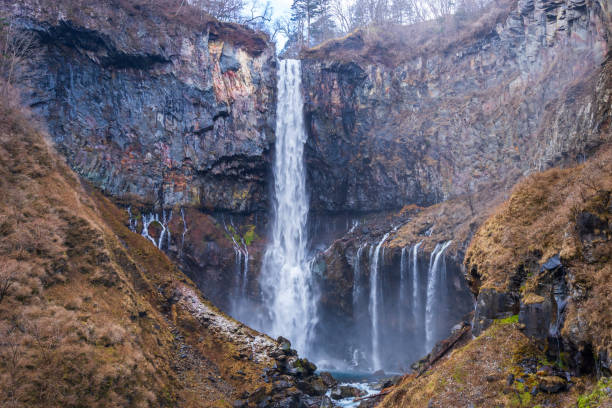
(425, 240), (452, 352)
(369, 232), (390, 371)
(412, 242), (423, 327)
(141, 210), (172, 250)
(399, 246), (408, 333)
(260, 59), (316, 355)
(353, 244), (366, 313)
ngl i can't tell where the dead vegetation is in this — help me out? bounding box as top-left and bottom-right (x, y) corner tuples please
(463, 146), (612, 380)
(388, 181), (506, 257)
(378, 322), (602, 408)
(465, 146), (612, 292)
(302, 0), (515, 66)
(5, 0), (270, 56)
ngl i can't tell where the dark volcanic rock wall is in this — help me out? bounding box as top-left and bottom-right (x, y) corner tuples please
(301, 0), (610, 212)
(6, 0), (276, 213)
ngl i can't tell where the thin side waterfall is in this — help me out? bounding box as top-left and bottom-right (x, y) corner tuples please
(412, 241), (423, 327)
(222, 215), (250, 315)
(180, 207), (188, 253)
(353, 244), (366, 313)
(241, 240), (249, 297)
(425, 240), (452, 352)
(369, 232), (390, 371)
(260, 59), (316, 355)
(141, 210), (172, 250)
(399, 246), (408, 334)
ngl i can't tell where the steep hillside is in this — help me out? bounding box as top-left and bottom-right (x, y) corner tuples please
(379, 321), (610, 408)
(465, 146), (612, 373)
(0, 96), (328, 407)
(376, 147), (612, 408)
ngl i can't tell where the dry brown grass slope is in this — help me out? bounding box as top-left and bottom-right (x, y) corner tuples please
(465, 147), (612, 359)
(0, 91), (276, 407)
(378, 321), (604, 408)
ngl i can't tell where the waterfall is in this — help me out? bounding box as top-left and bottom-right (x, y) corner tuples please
(235, 247), (243, 288)
(425, 240), (452, 352)
(399, 246), (408, 334)
(260, 59), (315, 355)
(412, 242), (422, 333)
(224, 217), (250, 315)
(353, 244), (366, 313)
(241, 239), (249, 298)
(369, 232), (391, 371)
(141, 210), (172, 250)
(127, 206), (138, 232)
(180, 207), (188, 252)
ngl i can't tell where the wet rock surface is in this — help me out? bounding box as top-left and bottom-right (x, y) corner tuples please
(472, 289), (519, 336)
(330, 385), (366, 400)
(250, 338), (343, 408)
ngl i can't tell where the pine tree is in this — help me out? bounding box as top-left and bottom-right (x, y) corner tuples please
(291, 0), (329, 47)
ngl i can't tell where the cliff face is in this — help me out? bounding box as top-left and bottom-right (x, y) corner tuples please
(301, 0), (611, 212)
(5, 0), (276, 213)
(301, 0), (612, 373)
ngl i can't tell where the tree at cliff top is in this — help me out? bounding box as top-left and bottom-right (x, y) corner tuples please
(291, 0), (338, 47)
(187, 0), (245, 21)
(330, 0), (492, 32)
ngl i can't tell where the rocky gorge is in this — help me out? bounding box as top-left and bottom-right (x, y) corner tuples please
(1, 0), (611, 406)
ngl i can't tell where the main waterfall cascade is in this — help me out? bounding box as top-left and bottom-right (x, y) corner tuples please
(411, 242), (423, 335)
(258, 59), (317, 356)
(221, 58), (473, 372)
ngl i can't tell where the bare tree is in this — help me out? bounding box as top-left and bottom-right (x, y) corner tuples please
(1, 325), (23, 408)
(189, 0), (245, 21)
(0, 18), (35, 96)
(0, 261), (15, 304)
(240, 0), (273, 30)
(271, 16), (294, 42)
(425, 0), (455, 18)
(330, 0), (353, 32)
(26, 320), (63, 364)
(342, 0), (428, 30)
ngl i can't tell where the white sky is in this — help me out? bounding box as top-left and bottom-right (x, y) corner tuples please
(268, 0), (293, 20)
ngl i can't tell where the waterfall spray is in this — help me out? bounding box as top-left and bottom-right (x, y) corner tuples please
(353, 244), (366, 313)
